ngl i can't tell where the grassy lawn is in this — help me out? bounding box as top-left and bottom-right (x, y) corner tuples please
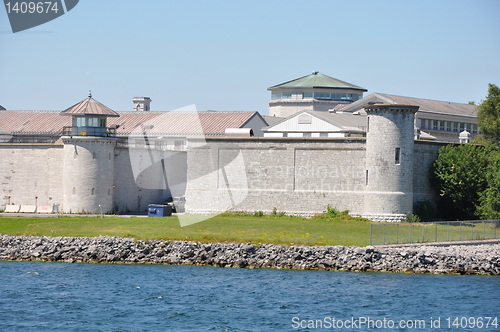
(0, 212), (372, 247)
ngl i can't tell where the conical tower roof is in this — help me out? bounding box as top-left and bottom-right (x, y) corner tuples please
(268, 71), (367, 92)
(60, 92), (120, 117)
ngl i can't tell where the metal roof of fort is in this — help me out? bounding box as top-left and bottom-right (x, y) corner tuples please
(60, 92), (120, 117)
(110, 111), (262, 136)
(343, 93), (477, 118)
(0, 110), (262, 136)
(268, 71), (367, 92)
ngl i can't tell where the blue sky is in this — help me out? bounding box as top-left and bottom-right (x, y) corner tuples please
(1, 0), (499, 114)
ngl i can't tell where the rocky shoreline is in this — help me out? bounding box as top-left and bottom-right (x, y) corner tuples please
(0, 235), (499, 275)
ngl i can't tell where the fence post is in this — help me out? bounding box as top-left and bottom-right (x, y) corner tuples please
(396, 223), (399, 244)
(447, 222), (450, 242)
(370, 224), (372, 246)
(460, 222), (462, 241)
(383, 224), (386, 245)
(435, 223), (437, 242)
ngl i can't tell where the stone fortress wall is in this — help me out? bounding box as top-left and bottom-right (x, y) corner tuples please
(1, 104), (446, 219)
(185, 105), (447, 221)
(0, 139), (185, 214)
(185, 137), (444, 219)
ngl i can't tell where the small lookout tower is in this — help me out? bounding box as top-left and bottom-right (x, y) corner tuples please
(60, 92), (120, 136)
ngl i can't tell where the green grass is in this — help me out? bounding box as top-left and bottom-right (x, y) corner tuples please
(0, 212), (372, 247)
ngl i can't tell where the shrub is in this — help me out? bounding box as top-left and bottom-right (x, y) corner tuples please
(405, 212), (421, 223)
(326, 205), (349, 218)
(253, 211), (264, 217)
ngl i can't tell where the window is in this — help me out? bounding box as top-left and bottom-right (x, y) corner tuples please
(439, 121), (445, 131)
(76, 117), (85, 126)
(453, 122), (459, 132)
(395, 148), (401, 165)
(446, 122), (452, 132)
(303, 132), (312, 137)
(281, 92), (292, 99)
(365, 170), (369, 186)
(472, 124), (478, 134)
(367, 117), (370, 133)
(314, 92), (330, 100)
(303, 92), (313, 98)
(433, 120), (438, 130)
(320, 133), (328, 137)
(92, 152), (96, 159)
(91, 188), (95, 195)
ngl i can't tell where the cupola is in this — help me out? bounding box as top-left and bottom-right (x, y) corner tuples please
(60, 92), (120, 136)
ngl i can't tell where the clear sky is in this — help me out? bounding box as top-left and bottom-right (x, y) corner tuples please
(1, 0), (499, 115)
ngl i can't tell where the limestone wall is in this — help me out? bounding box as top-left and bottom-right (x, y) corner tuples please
(413, 141), (444, 203)
(0, 143), (64, 208)
(113, 147), (187, 213)
(185, 138), (367, 215)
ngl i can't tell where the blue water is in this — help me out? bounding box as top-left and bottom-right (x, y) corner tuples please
(0, 261), (499, 331)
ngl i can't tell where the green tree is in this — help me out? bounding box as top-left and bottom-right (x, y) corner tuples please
(431, 144), (489, 220)
(477, 83), (500, 144)
(477, 149), (500, 219)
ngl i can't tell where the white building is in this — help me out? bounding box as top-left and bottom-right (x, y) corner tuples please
(268, 71), (367, 118)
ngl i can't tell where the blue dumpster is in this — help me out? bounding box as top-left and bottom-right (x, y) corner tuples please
(148, 204), (172, 217)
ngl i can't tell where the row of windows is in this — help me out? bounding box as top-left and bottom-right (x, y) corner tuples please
(271, 92), (362, 101)
(72, 187), (112, 196)
(75, 117), (107, 127)
(420, 119), (479, 134)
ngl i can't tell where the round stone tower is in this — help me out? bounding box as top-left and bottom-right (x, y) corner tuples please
(363, 104), (419, 222)
(62, 137), (116, 213)
(60, 93), (120, 213)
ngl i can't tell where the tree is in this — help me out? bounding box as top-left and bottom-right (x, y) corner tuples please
(431, 144), (489, 220)
(477, 149), (500, 219)
(477, 83), (500, 144)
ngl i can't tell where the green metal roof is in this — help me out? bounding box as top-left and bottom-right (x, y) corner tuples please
(268, 71), (367, 92)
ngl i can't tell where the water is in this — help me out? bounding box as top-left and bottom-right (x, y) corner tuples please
(0, 261), (499, 331)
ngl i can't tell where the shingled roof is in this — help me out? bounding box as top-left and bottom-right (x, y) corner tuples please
(268, 71), (367, 92)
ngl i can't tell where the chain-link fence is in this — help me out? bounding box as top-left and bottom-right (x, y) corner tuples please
(370, 220), (500, 246)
